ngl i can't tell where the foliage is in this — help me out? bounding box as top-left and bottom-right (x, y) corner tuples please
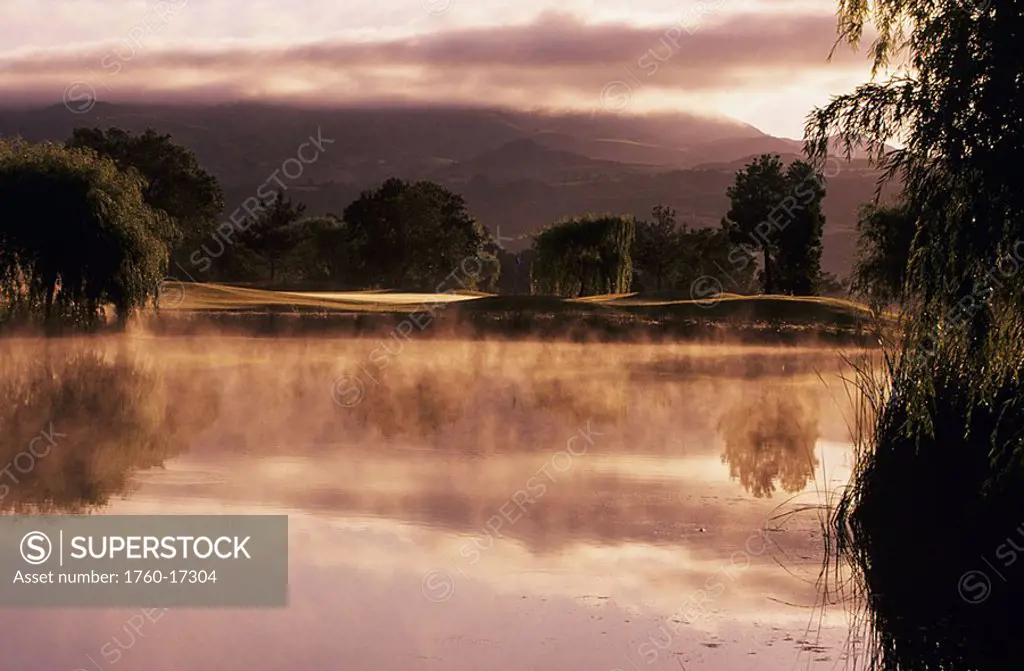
(531, 214), (635, 297)
(630, 205), (759, 296)
(66, 127), (224, 264)
(805, 0), (1024, 316)
(632, 205), (682, 291)
(0, 138), (168, 327)
(809, 2), (1024, 668)
(237, 196), (306, 282)
(342, 178), (490, 291)
(851, 202), (916, 308)
(775, 161), (826, 295)
(723, 154), (787, 293)
(203, 242), (267, 283)
(819, 271), (847, 297)
(282, 214), (350, 284)
(805, 0), (1024, 476)
(684, 223), (759, 295)
(831, 314), (1024, 671)
(722, 154), (826, 295)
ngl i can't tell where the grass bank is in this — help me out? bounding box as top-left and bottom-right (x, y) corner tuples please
(147, 282), (879, 344)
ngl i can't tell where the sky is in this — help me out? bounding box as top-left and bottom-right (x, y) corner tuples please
(0, 0), (877, 139)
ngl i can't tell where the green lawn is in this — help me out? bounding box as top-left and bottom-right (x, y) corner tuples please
(162, 283), (878, 328)
(163, 283), (482, 313)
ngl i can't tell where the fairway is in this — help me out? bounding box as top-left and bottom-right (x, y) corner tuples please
(159, 282), (879, 331)
(163, 282), (484, 313)
(281, 291), (481, 304)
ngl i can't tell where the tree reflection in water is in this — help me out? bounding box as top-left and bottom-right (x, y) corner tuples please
(717, 383), (820, 497)
(0, 343), (220, 513)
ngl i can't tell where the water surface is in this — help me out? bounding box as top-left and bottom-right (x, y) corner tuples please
(0, 336), (862, 670)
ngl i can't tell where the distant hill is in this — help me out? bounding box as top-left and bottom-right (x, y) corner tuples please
(0, 102), (897, 277)
(437, 138), (637, 182)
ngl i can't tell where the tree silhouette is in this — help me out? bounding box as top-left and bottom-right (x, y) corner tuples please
(722, 154), (788, 293)
(342, 178), (489, 290)
(532, 214), (635, 296)
(237, 196), (306, 282)
(290, 214), (351, 284)
(686, 224), (758, 294)
(66, 127), (223, 267)
(0, 139), (167, 327)
(632, 205), (681, 292)
(723, 154), (825, 295)
(851, 202), (916, 308)
(774, 160), (826, 295)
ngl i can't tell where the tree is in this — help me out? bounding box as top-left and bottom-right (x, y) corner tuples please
(805, 0), (1024, 314)
(682, 224), (758, 295)
(818, 271), (846, 297)
(632, 205), (682, 292)
(342, 178), (490, 290)
(723, 154), (826, 296)
(722, 154), (788, 293)
(0, 139), (168, 327)
(805, 3), (1024, 669)
(850, 202), (916, 308)
(290, 214), (351, 284)
(474, 236), (503, 294)
(774, 160), (826, 295)
(237, 196), (305, 282)
(532, 214), (635, 297)
(66, 127), (224, 267)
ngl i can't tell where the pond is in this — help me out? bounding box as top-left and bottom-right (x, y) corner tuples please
(0, 336), (866, 670)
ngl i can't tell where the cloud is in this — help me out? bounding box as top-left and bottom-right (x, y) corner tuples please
(0, 11), (869, 120)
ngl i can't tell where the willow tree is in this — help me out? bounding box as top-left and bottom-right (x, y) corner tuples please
(851, 201), (916, 309)
(806, 0), (1024, 318)
(0, 139), (168, 327)
(806, 2), (1024, 669)
(531, 214), (635, 297)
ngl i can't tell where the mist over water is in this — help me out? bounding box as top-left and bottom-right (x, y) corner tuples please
(0, 335), (864, 670)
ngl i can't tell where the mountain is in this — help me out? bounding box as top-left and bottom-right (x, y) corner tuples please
(0, 102), (893, 278)
(437, 138), (638, 183)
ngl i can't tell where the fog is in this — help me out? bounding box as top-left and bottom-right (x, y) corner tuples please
(0, 334), (862, 527)
(0, 334), (864, 670)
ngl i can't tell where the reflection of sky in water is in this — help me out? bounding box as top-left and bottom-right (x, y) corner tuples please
(0, 337), (864, 670)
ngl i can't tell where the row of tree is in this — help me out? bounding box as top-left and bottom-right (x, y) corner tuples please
(532, 155), (830, 298)
(209, 152), (839, 300)
(211, 178), (501, 291)
(0, 124), (851, 326)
